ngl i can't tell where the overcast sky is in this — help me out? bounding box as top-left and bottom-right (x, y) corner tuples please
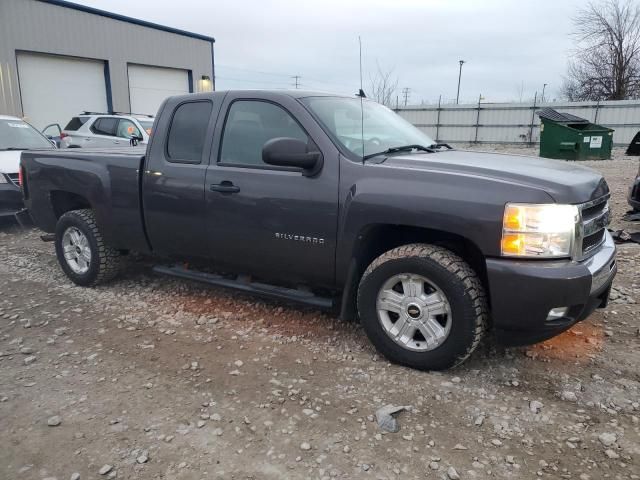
(79, 0), (588, 105)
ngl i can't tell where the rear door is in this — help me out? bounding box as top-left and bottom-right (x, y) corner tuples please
(88, 117), (120, 147)
(142, 96), (221, 258)
(204, 93), (340, 287)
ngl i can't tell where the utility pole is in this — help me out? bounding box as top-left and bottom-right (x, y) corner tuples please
(529, 91), (538, 145)
(402, 87), (410, 106)
(291, 75), (301, 89)
(456, 60), (465, 104)
(541, 83), (548, 103)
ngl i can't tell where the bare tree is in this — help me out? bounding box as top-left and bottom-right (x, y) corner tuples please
(368, 62), (399, 107)
(563, 0), (640, 101)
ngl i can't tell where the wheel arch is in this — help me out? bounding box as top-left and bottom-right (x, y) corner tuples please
(50, 190), (92, 220)
(339, 224), (489, 321)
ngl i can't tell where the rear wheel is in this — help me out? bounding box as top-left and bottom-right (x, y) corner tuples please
(54, 209), (121, 286)
(357, 243), (488, 370)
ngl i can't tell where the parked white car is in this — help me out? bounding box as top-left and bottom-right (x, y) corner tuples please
(59, 113), (154, 148)
(0, 115), (55, 219)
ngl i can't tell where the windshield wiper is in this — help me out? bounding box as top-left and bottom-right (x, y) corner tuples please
(0, 147), (26, 151)
(363, 144), (435, 161)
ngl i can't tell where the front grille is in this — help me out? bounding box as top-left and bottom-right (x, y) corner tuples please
(583, 229), (605, 252)
(577, 196), (609, 259)
(581, 201), (605, 219)
(6, 173), (19, 187)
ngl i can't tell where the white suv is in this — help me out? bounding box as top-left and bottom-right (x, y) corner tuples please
(60, 113), (154, 148)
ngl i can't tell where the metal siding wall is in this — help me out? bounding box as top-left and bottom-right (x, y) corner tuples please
(398, 99), (640, 145)
(0, 0), (213, 117)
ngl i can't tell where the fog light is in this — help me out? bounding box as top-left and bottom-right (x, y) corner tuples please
(547, 307), (569, 320)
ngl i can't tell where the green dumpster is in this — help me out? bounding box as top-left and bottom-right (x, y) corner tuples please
(537, 108), (614, 160)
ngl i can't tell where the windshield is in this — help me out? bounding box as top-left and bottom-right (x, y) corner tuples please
(301, 96), (435, 158)
(0, 119), (54, 150)
(138, 120), (154, 135)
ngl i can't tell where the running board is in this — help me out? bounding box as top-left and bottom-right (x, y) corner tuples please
(152, 265), (333, 309)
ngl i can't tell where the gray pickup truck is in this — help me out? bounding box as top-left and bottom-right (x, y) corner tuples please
(20, 90), (617, 370)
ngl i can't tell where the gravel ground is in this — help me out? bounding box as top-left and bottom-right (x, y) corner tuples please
(0, 147), (639, 480)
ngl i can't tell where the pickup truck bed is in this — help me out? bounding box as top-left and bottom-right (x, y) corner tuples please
(24, 147), (150, 254)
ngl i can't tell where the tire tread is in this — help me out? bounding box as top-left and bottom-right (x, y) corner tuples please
(358, 243), (488, 368)
(58, 209), (121, 285)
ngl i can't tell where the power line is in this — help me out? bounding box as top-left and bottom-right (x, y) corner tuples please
(402, 87), (411, 106)
(216, 64), (356, 91)
(291, 75), (302, 89)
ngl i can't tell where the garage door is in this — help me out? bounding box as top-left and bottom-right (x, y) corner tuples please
(17, 52), (108, 130)
(128, 65), (190, 116)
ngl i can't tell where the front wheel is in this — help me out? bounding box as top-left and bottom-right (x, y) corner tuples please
(54, 209), (121, 286)
(357, 244), (488, 370)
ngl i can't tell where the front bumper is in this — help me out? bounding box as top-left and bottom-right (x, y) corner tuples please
(628, 176), (640, 210)
(0, 181), (23, 218)
(486, 230), (617, 346)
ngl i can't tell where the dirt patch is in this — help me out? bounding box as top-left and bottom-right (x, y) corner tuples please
(0, 148), (638, 480)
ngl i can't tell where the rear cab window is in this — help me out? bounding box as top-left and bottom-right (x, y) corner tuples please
(166, 101), (213, 164)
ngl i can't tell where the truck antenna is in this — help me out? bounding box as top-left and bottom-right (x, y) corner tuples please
(358, 35), (365, 163)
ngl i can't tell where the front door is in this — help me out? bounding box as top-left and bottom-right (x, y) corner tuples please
(205, 93), (339, 287)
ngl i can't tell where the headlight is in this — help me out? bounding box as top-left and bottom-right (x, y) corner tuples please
(0, 174), (7, 184)
(501, 203), (578, 258)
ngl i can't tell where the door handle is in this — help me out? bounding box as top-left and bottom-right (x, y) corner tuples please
(210, 181), (240, 194)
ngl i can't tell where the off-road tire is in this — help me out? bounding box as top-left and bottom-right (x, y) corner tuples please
(54, 209), (121, 286)
(357, 243), (488, 370)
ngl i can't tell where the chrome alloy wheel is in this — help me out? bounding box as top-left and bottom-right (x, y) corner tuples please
(62, 226), (91, 274)
(376, 273), (452, 351)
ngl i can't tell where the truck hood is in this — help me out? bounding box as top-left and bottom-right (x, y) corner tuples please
(380, 149), (609, 204)
(0, 150), (21, 174)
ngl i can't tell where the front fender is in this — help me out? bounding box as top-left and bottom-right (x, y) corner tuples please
(335, 160), (553, 285)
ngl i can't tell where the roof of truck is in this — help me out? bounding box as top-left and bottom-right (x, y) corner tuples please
(25, 146), (147, 157)
(167, 90), (362, 104)
(277, 90), (356, 98)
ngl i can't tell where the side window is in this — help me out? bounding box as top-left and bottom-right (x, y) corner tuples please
(220, 101), (309, 167)
(64, 116), (89, 131)
(117, 119), (141, 139)
(91, 117), (118, 136)
(166, 101), (213, 163)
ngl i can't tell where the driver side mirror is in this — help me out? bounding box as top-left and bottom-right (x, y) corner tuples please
(129, 134), (143, 146)
(262, 137), (322, 175)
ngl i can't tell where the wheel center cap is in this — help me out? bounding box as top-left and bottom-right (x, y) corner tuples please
(407, 303), (422, 319)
